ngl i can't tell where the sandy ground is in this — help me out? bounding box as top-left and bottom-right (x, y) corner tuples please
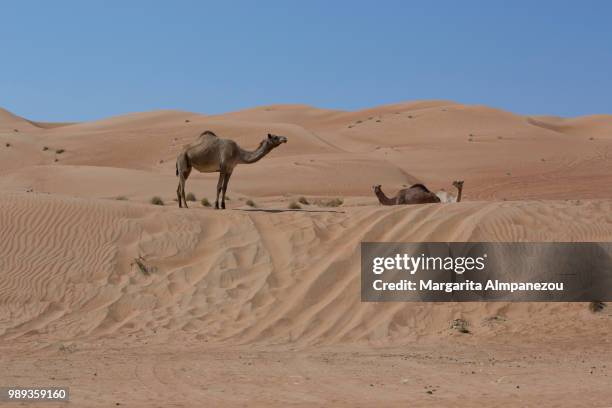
(1, 101), (612, 406)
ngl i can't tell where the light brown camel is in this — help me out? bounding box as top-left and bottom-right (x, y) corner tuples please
(372, 181), (464, 205)
(175, 131), (287, 209)
(435, 180), (464, 203)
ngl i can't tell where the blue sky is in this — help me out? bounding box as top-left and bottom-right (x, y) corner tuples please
(2, 1), (611, 121)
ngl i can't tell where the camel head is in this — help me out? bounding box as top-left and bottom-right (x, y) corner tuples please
(265, 133), (288, 148)
(372, 184), (382, 193)
(452, 180), (464, 189)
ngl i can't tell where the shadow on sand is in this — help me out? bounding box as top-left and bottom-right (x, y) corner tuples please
(236, 208), (345, 214)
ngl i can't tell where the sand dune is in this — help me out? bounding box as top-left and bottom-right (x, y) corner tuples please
(2, 102), (612, 406)
(2, 192), (612, 345)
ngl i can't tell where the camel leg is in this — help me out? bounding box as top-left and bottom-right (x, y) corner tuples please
(221, 170), (232, 210)
(180, 168), (191, 209)
(215, 171), (224, 209)
(180, 177), (188, 208)
(177, 182), (182, 208)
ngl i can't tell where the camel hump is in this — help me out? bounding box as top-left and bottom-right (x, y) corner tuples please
(410, 183), (432, 192)
(200, 130), (217, 138)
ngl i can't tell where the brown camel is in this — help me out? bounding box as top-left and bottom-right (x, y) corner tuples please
(373, 181), (464, 205)
(373, 183), (441, 205)
(175, 131), (287, 209)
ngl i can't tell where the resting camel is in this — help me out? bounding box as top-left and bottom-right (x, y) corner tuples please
(176, 131), (287, 209)
(435, 180), (464, 203)
(373, 181), (464, 205)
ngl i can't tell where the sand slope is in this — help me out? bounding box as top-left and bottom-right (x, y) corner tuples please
(2, 102), (612, 406)
(2, 192), (611, 346)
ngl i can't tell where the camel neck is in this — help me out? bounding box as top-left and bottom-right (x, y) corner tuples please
(238, 142), (272, 164)
(456, 186), (463, 202)
(375, 189), (395, 205)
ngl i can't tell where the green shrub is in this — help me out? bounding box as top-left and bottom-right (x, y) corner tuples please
(201, 198), (211, 207)
(186, 192), (196, 201)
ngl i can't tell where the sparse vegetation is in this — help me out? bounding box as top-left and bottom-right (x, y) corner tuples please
(316, 197), (343, 207)
(376, 119), (381, 123)
(246, 199), (257, 208)
(5, 143), (10, 147)
(56, 148), (65, 154)
(150, 196), (164, 206)
(201, 198), (211, 207)
(298, 196), (310, 205)
(356, 120), (363, 124)
(186, 192), (196, 201)
(42, 146), (49, 151)
(115, 196), (128, 201)
(288, 201), (301, 210)
(450, 318), (470, 333)
(589, 301), (607, 313)
(133, 256), (156, 276)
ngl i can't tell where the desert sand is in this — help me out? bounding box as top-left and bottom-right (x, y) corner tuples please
(1, 101), (612, 407)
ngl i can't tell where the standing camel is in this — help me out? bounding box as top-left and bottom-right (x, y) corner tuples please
(175, 131), (287, 209)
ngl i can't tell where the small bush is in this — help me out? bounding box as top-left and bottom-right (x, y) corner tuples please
(42, 146), (49, 151)
(133, 256), (156, 276)
(56, 148), (65, 154)
(5, 143), (10, 147)
(317, 198), (343, 207)
(150, 196), (164, 206)
(288, 201), (301, 210)
(201, 198), (211, 207)
(115, 196), (128, 201)
(450, 318), (470, 333)
(246, 199), (256, 207)
(298, 196), (310, 205)
(186, 192), (196, 201)
(589, 301), (607, 313)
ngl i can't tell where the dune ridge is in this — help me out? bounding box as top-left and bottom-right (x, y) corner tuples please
(2, 192), (611, 346)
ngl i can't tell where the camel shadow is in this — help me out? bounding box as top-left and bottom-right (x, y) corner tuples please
(236, 208), (345, 214)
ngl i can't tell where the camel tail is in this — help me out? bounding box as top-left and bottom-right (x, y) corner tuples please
(175, 160), (179, 177)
